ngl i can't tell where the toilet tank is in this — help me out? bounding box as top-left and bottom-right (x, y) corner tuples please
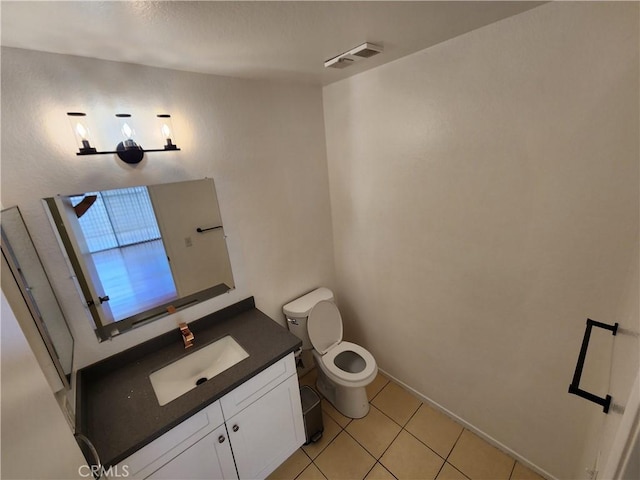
(282, 287), (334, 349)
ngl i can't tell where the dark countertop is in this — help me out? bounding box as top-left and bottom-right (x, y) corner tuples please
(76, 297), (301, 468)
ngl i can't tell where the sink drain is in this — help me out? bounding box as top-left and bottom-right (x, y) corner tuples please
(195, 377), (207, 386)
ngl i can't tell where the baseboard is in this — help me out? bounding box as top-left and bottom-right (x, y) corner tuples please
(377, 368), (558, 480)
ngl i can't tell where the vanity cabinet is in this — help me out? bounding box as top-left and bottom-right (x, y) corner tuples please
(113, 353), (304, 480)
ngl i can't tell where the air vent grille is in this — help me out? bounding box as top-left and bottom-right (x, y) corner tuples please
(352, 48), (380, 58)
(328, 57), (355, 69)
(324, 42), (383, 69)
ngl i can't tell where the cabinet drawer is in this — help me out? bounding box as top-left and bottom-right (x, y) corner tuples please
(221, 353), (295, 419)
(117, 400), (224, 479)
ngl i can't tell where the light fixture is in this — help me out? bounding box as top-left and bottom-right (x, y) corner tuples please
(67, 112), (181, 165)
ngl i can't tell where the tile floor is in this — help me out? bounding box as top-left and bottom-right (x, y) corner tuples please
(268, 369), (546, 480)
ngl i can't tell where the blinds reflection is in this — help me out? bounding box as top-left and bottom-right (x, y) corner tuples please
(71, 186), (161, 253)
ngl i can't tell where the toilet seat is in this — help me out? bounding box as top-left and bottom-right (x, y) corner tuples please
(320, 342), (377, 386)
(308, 300), (377, 387)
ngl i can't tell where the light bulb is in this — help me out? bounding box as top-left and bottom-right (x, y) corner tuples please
(75, 122), (88, 139)
(121, 123), (133, 139)
(161, 123), (172, 139)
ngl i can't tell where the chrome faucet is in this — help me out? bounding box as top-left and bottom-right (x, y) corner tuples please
(179, 322), (194, 349)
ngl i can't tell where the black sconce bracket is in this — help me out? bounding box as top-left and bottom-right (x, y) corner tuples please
(568, 318), (618, 413)
(76, 144), (180, 164)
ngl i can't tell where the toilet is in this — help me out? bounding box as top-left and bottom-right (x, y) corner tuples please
(283, 288), (377, 419)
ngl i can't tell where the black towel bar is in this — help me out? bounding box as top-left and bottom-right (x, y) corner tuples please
(568, 318), (618, 413)
(196, 225), (223, 233)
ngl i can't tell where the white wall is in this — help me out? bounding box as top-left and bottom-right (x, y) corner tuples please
(1, 47), (335, 369)
(1, 289), (86, 479)
(322, 2), (638, 479)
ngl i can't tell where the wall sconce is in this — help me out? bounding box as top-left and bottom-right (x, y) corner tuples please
(67, 112), (181, 165)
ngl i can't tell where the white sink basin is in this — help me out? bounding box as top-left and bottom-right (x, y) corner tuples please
(150, 335), (249, 406)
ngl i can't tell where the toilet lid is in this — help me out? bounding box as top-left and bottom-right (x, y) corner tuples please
(307, 300), (343, 355)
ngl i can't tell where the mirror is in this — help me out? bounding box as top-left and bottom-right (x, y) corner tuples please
(1, 206), (74, 388)
(44, 178), (235, 340)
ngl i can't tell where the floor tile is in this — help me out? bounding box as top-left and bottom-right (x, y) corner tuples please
(366, 372), (390, 401)
(297, 463), (327, 480)
(365, 462), (397, 480)
(346, 405), (402, 458)
(436, 463), (469, 480)
(405, 403), (463, 458)
(448, 430), (514, 480)
(267, 449), (311, 480)
(315, 431), (376, 480)
(371, 382), (421, 426)
(511, 462), (545, 480)
(302, 414), (342, 459)
(380, 430), (444, 480)
(321, 398), (352, 427)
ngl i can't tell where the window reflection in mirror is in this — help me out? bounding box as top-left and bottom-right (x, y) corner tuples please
(44, 179), (235, 340)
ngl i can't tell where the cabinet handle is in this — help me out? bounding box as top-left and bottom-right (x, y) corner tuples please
(232, 424), (239, 432)
(218, 435), (225, 443)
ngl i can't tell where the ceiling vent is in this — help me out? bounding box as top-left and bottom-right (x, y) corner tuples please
(324, 42), (383, 69)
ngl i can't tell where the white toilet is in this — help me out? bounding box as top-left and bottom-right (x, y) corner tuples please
(283, 288), (377, 419)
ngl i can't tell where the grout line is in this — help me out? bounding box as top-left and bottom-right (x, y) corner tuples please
(367, 378), (390, 403)
(508, 458), (517, 480)
(290, 448), (315, 480)
(379, 461), (400, 480)
(402, 426), (446, 462)
(320, 401), (352, 429)
(310, 460), (329, 480)
(445, 427), (465, 461)
(448, 463), (472, 480)
(405, 400), (422, 424)
(342, 428), (379, 463)
(368, 403), (403, 429)
(433, 460), (447, 480)
(300, 447), (313, 462)
(303, 416), (342, 461)
(362, 462), (377, 480)
(362, 461), (399, 480)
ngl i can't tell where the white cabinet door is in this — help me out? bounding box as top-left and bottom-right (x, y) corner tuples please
(116, 401), (227, 479)
(147, 425), (237, 480)
(226, 374), (305, 480)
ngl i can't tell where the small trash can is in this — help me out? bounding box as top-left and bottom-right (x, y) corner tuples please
(300, 385), (323, 444)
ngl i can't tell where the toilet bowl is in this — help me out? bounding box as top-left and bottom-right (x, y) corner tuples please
(284, 290), (377, 419)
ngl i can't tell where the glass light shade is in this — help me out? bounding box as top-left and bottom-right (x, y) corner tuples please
(67, 112), (97, 154)
(115, 114), (139, 149)
(157, 114), (178, 150)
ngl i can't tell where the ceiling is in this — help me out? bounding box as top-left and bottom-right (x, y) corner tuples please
(1, 1), (544, 86)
